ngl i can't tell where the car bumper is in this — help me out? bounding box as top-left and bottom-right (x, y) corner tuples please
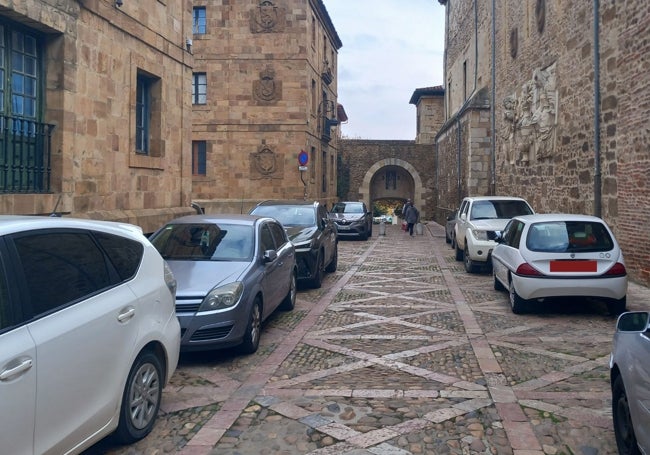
(512, 274), (627, 301)
(176, 305), (249, 352)
(466, 238), (497, 263)
(295, 248), (318, 281)
(334, 223), (369, 237)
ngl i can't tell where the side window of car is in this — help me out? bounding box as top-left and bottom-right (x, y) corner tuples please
(507, 221), (525, 248)
(94, 231), (144, 282)
(0, 253), (10, 331)
(268, 222), (287, 248)
(12, 231), (112, 318)
(460, 200), (469, 219)
(260, 224), (275, 253)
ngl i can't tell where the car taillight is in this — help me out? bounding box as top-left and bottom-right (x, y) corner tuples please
(516, 263), (543, 276)
(604, 262), (627, 276)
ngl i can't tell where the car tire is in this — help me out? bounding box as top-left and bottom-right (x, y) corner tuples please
(451, 233), (456, 250)
(240, 298), (262, 354)
(280, 271), (297, 311)
(455, 240), (464, 261)
(445, 230), (451, 243)
(493, 269), (506, 291)
(464, 246), (478, 273)
(114, 351), (163, 444)
(607, 296), (627, 316)
(325, 245), (338, 273)
(310, 253), (324, 288)
(612, 375), (641, 455)
(509, 279), (529, 314)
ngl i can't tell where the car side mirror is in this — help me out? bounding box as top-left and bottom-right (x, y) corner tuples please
(263, 249), (278, 263)
(460, 213), (467, 221)
(494, 231), (504, 243)
(616, 311), (650, 332)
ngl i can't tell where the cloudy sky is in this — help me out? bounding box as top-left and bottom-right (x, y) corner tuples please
(323, 0), (446, 140)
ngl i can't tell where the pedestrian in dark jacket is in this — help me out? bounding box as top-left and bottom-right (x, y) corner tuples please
(404, 203), (419, 236)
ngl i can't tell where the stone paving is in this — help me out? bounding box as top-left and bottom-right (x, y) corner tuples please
(86, 221), (650, 455)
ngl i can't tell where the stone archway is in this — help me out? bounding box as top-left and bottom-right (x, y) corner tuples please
(359, 158), (426, 218)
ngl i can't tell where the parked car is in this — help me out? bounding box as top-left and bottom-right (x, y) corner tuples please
(454, 196), (534, 273)
(328, 201), (373, 240)
(0, 216), (180, 455)
(250, 200), (337, 288)
(445, 209), (458, 244)
(491, 214), (627, 314)
(149, 214), (297, 353)
(610, 311), (650, 455)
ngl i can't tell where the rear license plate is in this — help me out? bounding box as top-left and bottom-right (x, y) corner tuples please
(550, 260), (597, 272)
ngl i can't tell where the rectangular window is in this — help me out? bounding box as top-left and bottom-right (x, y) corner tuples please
(192, 140), (206, 175)
(193, 7), (206, 35)
(136, 74), (151, 154)
(192, 72), (206, 105)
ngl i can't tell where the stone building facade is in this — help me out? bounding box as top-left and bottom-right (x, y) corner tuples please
(190, 0), (343, 214)
(436, 0), (650, 286)
(0, 0), (195, 233)
(409, 86), (445, 145)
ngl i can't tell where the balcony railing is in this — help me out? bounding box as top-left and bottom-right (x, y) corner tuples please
(0, 115), (55, 193)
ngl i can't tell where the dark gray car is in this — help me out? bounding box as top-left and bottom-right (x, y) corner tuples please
(149, 214), (297, 353)
(328, 201), (373, 240)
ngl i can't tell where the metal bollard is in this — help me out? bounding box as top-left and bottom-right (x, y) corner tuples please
(379, 219), (386, 235)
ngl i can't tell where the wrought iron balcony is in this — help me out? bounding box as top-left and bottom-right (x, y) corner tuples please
(0, 115), (55, 193)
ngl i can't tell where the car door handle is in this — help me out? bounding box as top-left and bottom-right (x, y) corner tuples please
(0, 357), (33, 381)
(118, 306), (136, 323)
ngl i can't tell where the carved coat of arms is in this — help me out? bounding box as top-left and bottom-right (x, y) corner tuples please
(250, 1), (285, 33)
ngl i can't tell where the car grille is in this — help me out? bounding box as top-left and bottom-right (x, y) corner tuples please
(176, 298), (202, 313)
(190, 325), (233, 341)
(335, 220), (352, 226)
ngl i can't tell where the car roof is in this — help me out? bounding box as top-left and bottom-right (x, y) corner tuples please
(254, 200), (319, 208)
(463, 196), (530, 202)
(511, 213), (606, 224)
(164, 214), (272, 226)
(0, 215), (144, 237)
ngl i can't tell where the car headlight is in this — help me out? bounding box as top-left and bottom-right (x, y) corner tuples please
(293, 239), (314, 249)
(198, 282), (243, 312)
(471, 229), (489, 241)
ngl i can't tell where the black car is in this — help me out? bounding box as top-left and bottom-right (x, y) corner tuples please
(328, 201), (373, 240)
(250, 200), (338, 288)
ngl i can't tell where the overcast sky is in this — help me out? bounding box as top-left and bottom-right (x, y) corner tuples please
(323, 0), (446, 140)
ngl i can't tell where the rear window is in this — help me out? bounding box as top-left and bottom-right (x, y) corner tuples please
(470, 200), (533, 220)
(251, 205), (315, 227)
(150, 223), (253, 261)
(526, 221), (614, 253)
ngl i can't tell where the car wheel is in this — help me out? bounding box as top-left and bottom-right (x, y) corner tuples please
(280, 271), (297, 311)
(240, 298), (262, 354)
(612, 375), (641, 455)
(608, 296), (627, 316)
(464, 246), (478, 273)
(509, 279), (529, 314)
(310, 253), (324, 288)
(445, 230), (451, 243)
(114, 351), (163, 444)
(450, 233), (456, 250)
(493, 268), (506, 291)
(455, 240), (464, 261)
(325, 245), (338, 273)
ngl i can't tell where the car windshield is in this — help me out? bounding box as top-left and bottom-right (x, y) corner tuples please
(150, 223), (254, 261)
(252, 205), (315, 226)
(331, 202), (363, 214)
(525, 221), (614, 253)
(470, 200), (533, 220)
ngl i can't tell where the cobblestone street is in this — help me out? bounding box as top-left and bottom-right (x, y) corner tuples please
(87, 221), (650, 455)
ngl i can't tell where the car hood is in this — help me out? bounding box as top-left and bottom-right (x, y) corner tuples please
(470, 219), (511, 231)
(329, 213), (364, 222)
(166, 260), (248, 295)
(285, 225), (317, 244)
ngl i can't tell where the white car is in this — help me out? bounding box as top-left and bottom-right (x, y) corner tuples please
(454, 196), (534, 273)
(491, 214), (627, 314)
(0, 216), (180, 454)
(610, 311), (650, 455)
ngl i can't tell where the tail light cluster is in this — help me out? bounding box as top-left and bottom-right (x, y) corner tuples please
(515, 262), (627, 277)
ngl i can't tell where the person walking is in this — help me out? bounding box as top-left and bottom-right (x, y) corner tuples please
(404, 202), (419, 236)
(401, 199), (412, 232)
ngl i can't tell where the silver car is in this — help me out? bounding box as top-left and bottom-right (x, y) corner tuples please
(610, 311), (650, 455)
(149, 214), (297, 353)
(0, 216), (180, 454)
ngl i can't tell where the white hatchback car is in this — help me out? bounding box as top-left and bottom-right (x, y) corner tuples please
(491, 214), (627, 314)
(454, 196), (534, 273)
(0, 216), (180, 455)
(610, 311), (650, 455)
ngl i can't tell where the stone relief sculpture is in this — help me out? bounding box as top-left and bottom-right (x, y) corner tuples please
(250, 1), (285, 33)
(250, 144), (283, 179)
(253, 66), (281, 103)
(500, 62), (558, 164)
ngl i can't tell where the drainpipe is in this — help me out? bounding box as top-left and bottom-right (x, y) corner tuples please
(593, 0), (602, 217)
(490, 0), (496, 195)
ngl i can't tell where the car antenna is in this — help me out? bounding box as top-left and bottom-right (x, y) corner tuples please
(49, 194), (62, 217)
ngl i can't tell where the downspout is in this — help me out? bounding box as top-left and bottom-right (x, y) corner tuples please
(490, 0), (496, 195)
(593, 0), (602, 217)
